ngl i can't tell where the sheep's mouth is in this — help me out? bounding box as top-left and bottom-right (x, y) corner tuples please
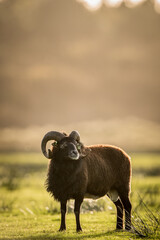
(68, 152), (80, 160)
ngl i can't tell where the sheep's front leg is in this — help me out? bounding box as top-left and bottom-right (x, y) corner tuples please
(74, 198), (83, 232)
(59, 201), (67, 231)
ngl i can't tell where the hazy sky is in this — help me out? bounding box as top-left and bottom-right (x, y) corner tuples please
(0, 0), (160, 128)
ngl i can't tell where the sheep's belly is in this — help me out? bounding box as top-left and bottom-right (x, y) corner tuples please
(84, 189), (119, 202)
(84, 193), (100, 200)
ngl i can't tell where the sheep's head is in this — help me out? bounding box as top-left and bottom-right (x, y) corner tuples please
(41, 130), (85, 160)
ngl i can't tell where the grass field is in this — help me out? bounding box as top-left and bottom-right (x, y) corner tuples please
(0, 153), (160, 240)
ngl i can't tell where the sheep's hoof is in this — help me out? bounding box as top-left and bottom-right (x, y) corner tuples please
(125, 226), (131, 231)
(58, 227), (66, 232)
(116, 228), (124, 232)
(116, 225), (123, 231)
(76, 227), (82, 232)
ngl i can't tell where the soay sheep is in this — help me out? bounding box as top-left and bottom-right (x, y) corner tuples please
(41, 130), (132, 232)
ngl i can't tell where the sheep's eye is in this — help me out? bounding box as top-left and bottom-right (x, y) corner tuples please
(60, 143), (67, 149)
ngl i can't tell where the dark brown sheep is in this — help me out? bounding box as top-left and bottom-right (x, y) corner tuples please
(41, 130), (132, 232)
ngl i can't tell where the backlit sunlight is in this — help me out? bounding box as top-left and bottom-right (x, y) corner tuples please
(77, 0), (160, 12)
(0, 0), (160, 13)
(77, 0), (102, 10)
(104, 0), (123, 8)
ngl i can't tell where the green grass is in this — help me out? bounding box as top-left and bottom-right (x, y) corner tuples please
(0, 213), (136, 240)
(0, 153), (160, 239)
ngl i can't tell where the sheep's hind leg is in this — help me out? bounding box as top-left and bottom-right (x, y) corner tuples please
(119, 193), (132, 230)
(74, 198), (83, 232)
(59, 201), (67, 231)
(114, 199), (124, 230)
(107, 189), (123, 230)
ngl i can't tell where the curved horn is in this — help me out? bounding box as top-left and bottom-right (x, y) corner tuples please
(69, 130), (80, 141)
(41, 131), (65, 159)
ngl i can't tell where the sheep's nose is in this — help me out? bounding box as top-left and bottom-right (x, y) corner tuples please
(69, 148), (79, 160)
(71, 150), (78, 155)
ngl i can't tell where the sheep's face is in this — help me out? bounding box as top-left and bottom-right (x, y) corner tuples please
(56, 137), (84, 161)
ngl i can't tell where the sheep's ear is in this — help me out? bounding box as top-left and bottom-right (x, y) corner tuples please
(49, 141), (58, 158)
(48, 149), (53, 158)
(62, 132), (68, 136)
(80, 146), (90, 158)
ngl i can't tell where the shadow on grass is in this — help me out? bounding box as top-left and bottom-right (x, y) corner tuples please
(0, 230), (130, 240)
